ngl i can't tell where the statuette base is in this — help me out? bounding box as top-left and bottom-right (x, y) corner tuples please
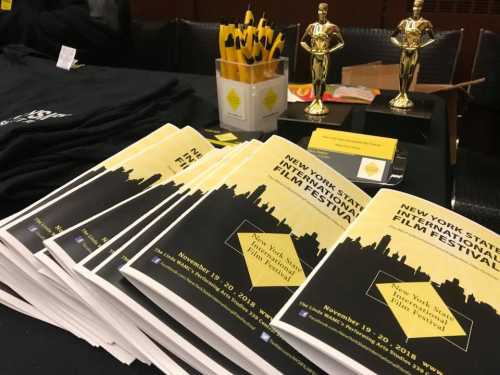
(304, 99), (330, 115)
(389, 93), (414, 109)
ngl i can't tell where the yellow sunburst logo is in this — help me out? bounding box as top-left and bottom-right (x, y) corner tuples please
(364, 162), (380, 177)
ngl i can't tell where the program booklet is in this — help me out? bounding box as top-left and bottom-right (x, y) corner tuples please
(0, 124), (178, 326)
(33, 150), (229, 375)
(0, 125), (213, 364)
(0, 126), (213, 264)
(76, 142), (262, 375)
(0, 250), (52, 323)
(43, 148), (226, 274)
(77, 144), (257, 273)
(36, 149), (227, 297)
(272, 189), (499, 375)
(0, 245), (127, 358)
(121, 135), (370, 374)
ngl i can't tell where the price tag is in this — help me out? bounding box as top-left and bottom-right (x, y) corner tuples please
(56, 46), (77, 71)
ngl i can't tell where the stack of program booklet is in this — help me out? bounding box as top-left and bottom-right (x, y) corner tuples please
(0, 123), (497, 374)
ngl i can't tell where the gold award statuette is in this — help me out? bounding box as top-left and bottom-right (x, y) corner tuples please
(390, 0), (435, 109)
(301, 3), (344, 116)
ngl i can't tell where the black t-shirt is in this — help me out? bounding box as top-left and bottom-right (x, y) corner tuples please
(0, 46), (218, 217)
(0, 46), (181, 164)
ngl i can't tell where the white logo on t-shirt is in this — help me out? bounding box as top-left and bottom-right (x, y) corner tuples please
(0, 110), (72, 126)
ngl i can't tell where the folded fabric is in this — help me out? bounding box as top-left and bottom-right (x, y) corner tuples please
(0, 46), (218, 217)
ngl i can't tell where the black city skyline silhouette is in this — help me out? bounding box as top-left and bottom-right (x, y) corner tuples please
(289, 234), (500, 374)
(342, 235), (499, 320)
(221, 183), (329, 272)
(54, 166), (183, 263)
(131, 182), (331, 374)
(11, 166), (166, 253)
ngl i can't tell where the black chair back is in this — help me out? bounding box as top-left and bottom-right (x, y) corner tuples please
(454, 32), (500, 231)
(279, 23), (300, 82)
(87, 0), (130, 34)
(128, 20), (177, 71)
(470, 29), (500, 111)
(328, 27), (463, 84)
(453, 148), (500, 233)
(419, 29), (463, 83)
(175, 19), (300, 81)
(175, 19), (220, 76)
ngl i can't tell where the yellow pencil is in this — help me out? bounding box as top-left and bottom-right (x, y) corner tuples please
(235, 30), (254, 83)
(219, 24), (228, 78)
(224, 24), (239, 81)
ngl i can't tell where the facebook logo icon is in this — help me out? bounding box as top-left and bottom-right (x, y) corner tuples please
(260, 332), (271, 343)
(299, 310), (309, 318)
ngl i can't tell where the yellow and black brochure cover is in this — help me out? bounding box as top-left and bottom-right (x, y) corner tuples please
(1, 126), (213, 255)
(46, 148), (226, 265)
(80, 143), (263, 374)
(273, 189), (499, 375)
(123, 135), (369, 374)
(82, 143), (259, 273)
(0, 125), (177, 228)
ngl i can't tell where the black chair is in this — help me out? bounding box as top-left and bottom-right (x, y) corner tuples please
(174, 19), (221, 76)
(452, 30), (500, 234)
(85, 0), (135, 67)
(175, 19), (301, 81)
(469, 29), (500, 111)
(127, 20), (178, 71)
(328, 27), (463, 84)
(460, 29), (500, 155)
(452, 149), (500, 233)
(87, 0), (130, 34)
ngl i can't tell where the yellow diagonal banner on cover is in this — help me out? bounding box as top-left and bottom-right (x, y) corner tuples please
(1, 0), (12, 11)
(238, 233), (306, 287)
(377, 282), (466, 339)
